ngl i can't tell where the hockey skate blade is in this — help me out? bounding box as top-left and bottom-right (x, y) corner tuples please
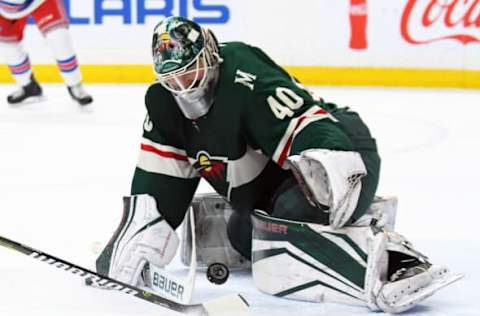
(9, 95), (46, 106)
(379, 269), (463, 313)
(202, 294), (249, 315)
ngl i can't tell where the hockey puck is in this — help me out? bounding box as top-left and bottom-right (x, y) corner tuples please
(85, 277), (94, 286)
(206, 262), (229, 285)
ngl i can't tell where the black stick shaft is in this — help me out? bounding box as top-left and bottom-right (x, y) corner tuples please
(0, 234), (206, 315)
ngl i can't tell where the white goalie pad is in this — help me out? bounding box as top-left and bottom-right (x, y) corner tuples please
(141, 208), (197, 304)
(252, 210), (377, 306)
(180, 193), (250, 269)
(251, 210), (462, 313)
(287, 149), (367, 229)
(97, 194), (179, 286)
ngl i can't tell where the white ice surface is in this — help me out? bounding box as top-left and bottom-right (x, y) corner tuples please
(0, 84), (478, 315)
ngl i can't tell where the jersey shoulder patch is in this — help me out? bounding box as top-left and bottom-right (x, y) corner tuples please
(234, 69), (257, 91)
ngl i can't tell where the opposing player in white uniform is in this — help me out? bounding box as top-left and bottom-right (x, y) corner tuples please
(95, 16), (462, 313)
(0, 0), (92, 105)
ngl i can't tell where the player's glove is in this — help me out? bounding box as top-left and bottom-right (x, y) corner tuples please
(288, 149), (367, 229)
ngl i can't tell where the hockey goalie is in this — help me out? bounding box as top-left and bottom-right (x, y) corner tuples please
(95, 16), (462, 313)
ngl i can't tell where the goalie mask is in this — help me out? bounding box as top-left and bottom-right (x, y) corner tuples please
(152, 16), (222, 119)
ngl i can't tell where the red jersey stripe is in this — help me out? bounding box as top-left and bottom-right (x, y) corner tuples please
(141, 144), (188, 161)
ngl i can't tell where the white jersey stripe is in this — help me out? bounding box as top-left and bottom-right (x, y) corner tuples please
(225, 147), (269, 199)
(227, 147), (269, 188)
(137, 138), (199, 179)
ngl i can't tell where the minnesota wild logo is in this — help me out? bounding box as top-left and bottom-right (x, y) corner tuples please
(193, 151), (229, 197)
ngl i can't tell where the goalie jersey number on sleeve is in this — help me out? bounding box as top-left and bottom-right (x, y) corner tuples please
(267, 87), (304, 120)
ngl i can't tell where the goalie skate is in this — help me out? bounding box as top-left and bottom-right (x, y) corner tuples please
(376, 264), (463, 313)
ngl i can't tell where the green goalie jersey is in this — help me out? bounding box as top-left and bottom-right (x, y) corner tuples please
(131, 41), (377, 228)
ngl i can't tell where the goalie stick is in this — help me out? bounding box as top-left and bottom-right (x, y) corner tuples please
(0, 234), (249, 316)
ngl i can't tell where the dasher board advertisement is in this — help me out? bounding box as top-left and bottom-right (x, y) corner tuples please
(0, 0), (479, 87)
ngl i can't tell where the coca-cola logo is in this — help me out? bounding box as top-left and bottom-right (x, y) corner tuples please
(349, 0), (368, 49)
(401, 0), (480, 45)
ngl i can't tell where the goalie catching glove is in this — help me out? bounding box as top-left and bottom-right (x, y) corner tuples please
(96, 195), (179, 286)
(287, 149), (367, 229)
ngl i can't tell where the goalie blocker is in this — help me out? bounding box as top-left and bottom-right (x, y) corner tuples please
(251, 209), (463, 313)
